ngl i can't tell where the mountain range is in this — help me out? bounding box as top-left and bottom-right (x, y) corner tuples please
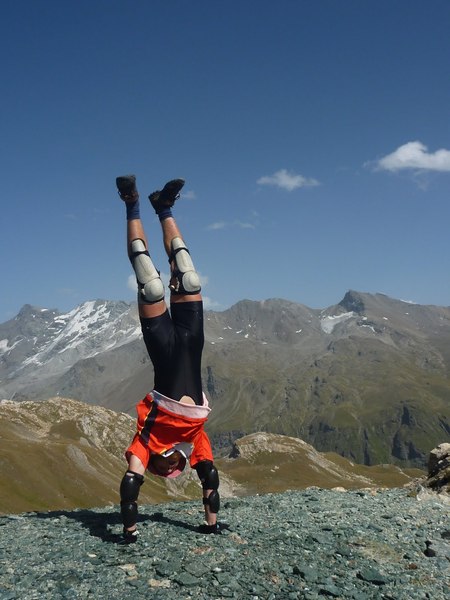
(1, 291), (449, 468)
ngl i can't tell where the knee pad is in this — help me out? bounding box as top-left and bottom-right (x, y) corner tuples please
(130, 239), (165, 303)
(203, 490), (220, 513)
(195, 461), (219, 490)
(169, 237), (201, 295)
(120, 471), (144, 529)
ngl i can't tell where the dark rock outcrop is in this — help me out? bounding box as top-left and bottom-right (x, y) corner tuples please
(425, 443), (450, 493)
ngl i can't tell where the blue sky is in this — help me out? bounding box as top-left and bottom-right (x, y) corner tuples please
(1, 0), (450, 322)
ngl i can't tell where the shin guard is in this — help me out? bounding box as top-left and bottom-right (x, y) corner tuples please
(169, 237), (201, 295)
(120, 471), (144, 529)
(196, 461), (220, 514)
(130, 239), (165, 303)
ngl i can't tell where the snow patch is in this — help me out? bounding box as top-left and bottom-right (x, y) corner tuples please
(0, 339), (22, 354)
(359, 324), (376, 334)
(320, 312), (354, 334)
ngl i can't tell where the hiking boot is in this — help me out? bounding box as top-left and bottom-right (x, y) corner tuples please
(199, 522), (230, 535)
(119, 528), (138, 544)
(116, 175), (139, 202)
(149, 178), (185, 212)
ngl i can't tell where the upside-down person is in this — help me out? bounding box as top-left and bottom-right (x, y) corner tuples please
(115, 174), (226, 543)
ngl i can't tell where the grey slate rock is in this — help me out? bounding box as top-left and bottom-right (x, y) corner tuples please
(0, 488), (449, 599)
(357, 568), (388, 585)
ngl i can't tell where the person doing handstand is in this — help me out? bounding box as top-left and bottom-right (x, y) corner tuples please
(116, 174), (224, 543)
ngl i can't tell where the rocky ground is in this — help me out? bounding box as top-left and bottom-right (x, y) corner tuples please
(0, 487), (449, 600)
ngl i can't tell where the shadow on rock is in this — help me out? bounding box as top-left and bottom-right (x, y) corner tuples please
(32, 508), (200, 542)
(33, 508), (153, 543)
(149, 511), (200, 533)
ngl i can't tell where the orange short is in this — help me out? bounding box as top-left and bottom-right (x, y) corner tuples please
(126, 434), (153, 469)
(125, 392), (214, 469)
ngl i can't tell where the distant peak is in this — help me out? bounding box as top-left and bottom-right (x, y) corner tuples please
(339, 291), (365, 314)
(18, 304), (38, 315)
(17, 304), (59, 319)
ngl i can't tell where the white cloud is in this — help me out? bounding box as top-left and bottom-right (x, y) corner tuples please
(127, 275), (138, 292)
(202, 296), (221, 310)
(198, 272), (209, 287)
(257, 168), (319, 191)
(374, 141), (450, 172)
(235, 220), (255, 229)
(207, 221), (227, 230)
(207, 219), (256, 231)
(181, 190), (196, 200)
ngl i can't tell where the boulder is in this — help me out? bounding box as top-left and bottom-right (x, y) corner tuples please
(425, 443), (450, 493)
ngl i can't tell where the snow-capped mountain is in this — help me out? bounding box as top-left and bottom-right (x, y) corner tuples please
(0, 300), (141, 400)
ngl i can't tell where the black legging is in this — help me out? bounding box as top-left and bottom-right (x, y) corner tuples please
(140, 301), (204, 405)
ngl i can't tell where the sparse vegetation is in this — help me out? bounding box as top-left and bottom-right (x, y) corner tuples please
(0, 400), (427, 514)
